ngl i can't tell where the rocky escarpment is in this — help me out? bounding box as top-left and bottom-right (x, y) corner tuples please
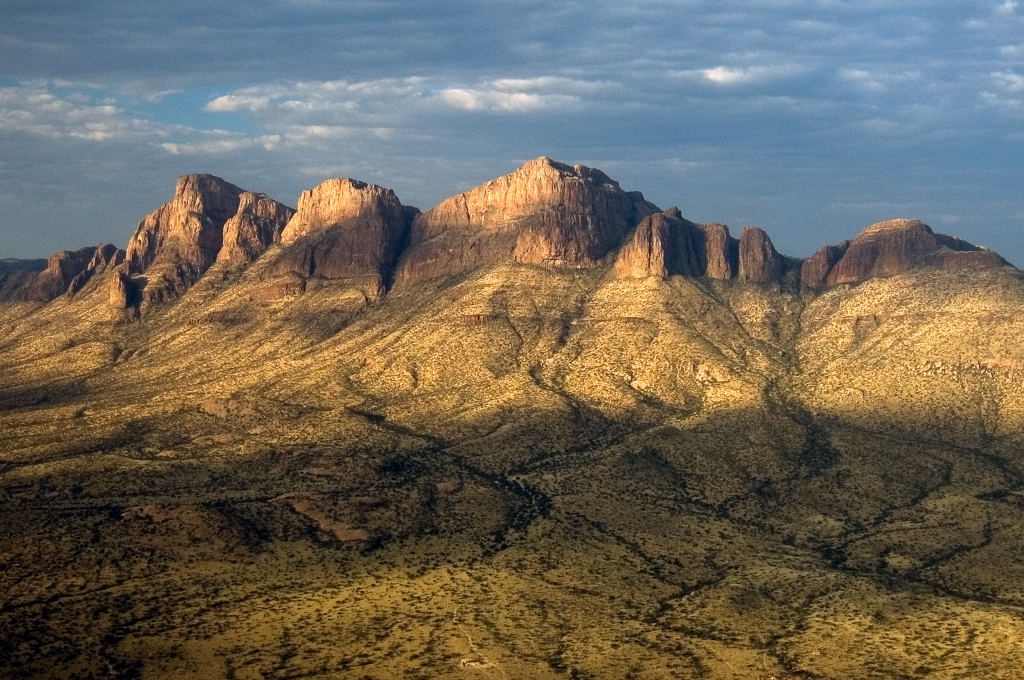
(699, 223), (739, 280)
(614, 210), (786, 284)
(803, 219), (1008, 289)
(0, 245), (123, 302)
(395, 156), (658, 285)
(122, 175), (292, 305)
(0, 258), (47, 301)
(262, 178), (416, 300)
(5, 160), (1018, 311)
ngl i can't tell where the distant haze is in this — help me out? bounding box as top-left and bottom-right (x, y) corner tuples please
(1, 1), (1022, 264)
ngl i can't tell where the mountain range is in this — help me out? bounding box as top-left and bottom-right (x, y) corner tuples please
(2, 157), (1023, 679)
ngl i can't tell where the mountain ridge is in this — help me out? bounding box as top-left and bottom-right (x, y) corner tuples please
(0, 157), (1012, 309)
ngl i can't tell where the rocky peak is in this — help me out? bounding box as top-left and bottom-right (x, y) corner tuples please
(123, 174), (246, 304)
(615, 214), (786, 284)
(31, 244), (124, 302)
(280, 178), (405, 245)
(805, 218), (1009, 289)
(264, 178), (414, 300)
(119, 175), (300, 305)
(0, 244), (124, 303)
(66, 244), (124, 297)
(614, 211), (704, 279)
(699, 223), (739, 280)
(396, 156), (658, 285)
(801, 242), (849, 291)
(125, 174), (244, 274)
(738, 227), (784, 284)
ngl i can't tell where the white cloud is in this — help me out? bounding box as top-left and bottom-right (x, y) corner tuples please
(204, 75), (604, 116)
(668, 64), (804, 86)
(160, 135), (281, 155)
(205, 93), (273, 113)
(204, 78), (427, 115)
(0, 84), (163, 142)
(434, 76), (606, 112)
(437, 88), (577, 112)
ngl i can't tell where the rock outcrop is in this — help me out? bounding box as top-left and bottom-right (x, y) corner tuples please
(615, 211), (789, 284)
(5, 163), (1015, 312)
(614, 211), (704, 279)
(738, 227), (784, 284)
(801, 242), (849, 290)
(66, 244), (125, 298)
(109, 271), (133, 308)
(699, 223), (739, 280)
(217, 192), (295, 266)
(0, 244), (123, 303)
(395, 156), (658, 285)
(265, 178), (414, 299)
(807, 219), (1008, 289)
(122, 175), (293, 305)
(28, 247), (99, 301)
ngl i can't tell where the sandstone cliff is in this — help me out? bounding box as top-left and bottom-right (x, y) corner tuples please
(0, 244), (124, 302)
(801, 242), (849, 290)
(614, 211), (705, 278)
(263, 178), (415, 299)
(699, 223), (739, 280)
(615, 211), (787, 284)
(395, 156), (658, 285)
(6, 161), (1017, 312)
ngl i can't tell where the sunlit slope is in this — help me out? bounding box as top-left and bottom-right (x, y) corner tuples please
(796, 266), (1024, 448)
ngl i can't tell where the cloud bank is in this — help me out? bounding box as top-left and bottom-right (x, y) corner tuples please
(0, 0), (1022, 263)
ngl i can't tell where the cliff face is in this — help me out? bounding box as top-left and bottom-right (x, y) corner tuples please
(699, 223), (739, 280)
(806, 219), (1007, 289)
(265, 178), (415, 299)
(395, 156), (658, 285)
(0, 244), (124, 302)
(29, 247), (102, 301)
(615, 212), (787, 284)
(217, 193), (296, 266)
(613, 211), (704, 278)
(125, 174), (244, 275)
(738, 227), (784, 284)
(801, 242), (849, 290)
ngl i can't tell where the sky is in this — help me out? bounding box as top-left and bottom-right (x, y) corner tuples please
(1, 0), (1022, 263)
